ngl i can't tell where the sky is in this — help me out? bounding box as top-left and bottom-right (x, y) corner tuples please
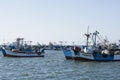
(0, 0), (120, 45)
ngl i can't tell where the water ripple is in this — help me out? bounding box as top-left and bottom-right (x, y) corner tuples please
(0, 52), (120, 80)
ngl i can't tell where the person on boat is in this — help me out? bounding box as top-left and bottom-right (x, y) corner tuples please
(73, 46), (81, 56)
(35, 46), (40, 53)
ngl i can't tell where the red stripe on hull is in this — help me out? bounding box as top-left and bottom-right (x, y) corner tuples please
(65, 56), (73, 59)
(65, 56), (92, 61)
(65, 56), (120, 62)
(74, 57), (93, 61)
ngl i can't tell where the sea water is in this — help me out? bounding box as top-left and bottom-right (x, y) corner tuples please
(0, 51), (120, 80)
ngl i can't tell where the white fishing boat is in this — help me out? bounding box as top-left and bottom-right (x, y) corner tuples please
(1, 38), (44, 57)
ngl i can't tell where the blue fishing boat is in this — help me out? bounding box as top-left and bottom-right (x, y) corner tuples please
(62, 31), (120, 61)
(1, 38), (44, 57)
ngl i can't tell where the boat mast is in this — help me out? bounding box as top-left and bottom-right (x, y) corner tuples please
(93, 31), (99, 47)
(85, 26), (91, 47)
(119, 40), (120, 47)
(16, 38), (24, 49)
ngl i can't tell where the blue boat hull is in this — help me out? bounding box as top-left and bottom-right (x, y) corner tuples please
(62, 49), (120, 61)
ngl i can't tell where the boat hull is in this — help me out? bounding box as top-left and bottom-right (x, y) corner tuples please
(1, 49), (44, 57)
(62, 49), (120, 61)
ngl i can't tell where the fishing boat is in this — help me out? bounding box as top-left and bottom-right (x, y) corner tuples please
(1, 38), (44, 57)
(62, 30), (120, 61)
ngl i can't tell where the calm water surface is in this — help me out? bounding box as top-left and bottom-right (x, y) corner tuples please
(0, 51), (120, 80)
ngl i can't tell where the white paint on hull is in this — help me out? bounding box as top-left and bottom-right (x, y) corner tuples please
(4, 50), (44, 57)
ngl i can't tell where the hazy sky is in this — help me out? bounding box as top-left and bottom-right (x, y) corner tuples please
(0, 0), (120, 45)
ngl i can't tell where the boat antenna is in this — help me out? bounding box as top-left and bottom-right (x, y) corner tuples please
(85, 26), (91, 47)
(118, 40), (120, 47)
